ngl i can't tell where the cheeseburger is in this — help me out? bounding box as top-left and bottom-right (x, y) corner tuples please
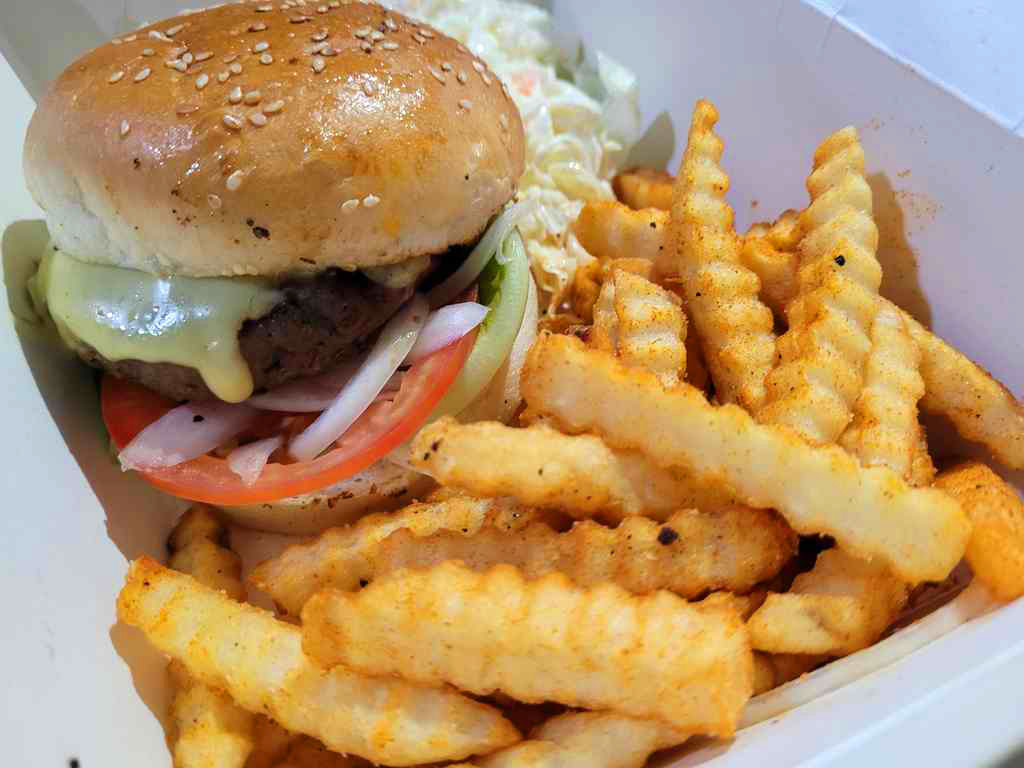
(24, 1), (534, 532)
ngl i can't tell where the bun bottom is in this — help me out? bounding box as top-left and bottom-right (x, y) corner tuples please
(219, 460), (436, 535)
(218, 273), (539, 535)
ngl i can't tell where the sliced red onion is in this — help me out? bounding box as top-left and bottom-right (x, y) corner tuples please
(227, 435), (284, 486)
(289, 294), (429, 461)
(119, 401), (258, 470)
(247, 358), (361, 412)
(405, 302), (489, 365)
(427, 199), (538, 308)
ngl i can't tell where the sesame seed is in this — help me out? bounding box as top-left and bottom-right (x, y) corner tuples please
(244, 89), (262, 105)
(362, 194), (380, 207)
(311, 29), (328, 41)
(249, 111), (268, 126)
(312, 56), (326, 73)
(457, 43), (468, 53)
(428, 66), (445, 84)
(501, 82), (510, 98)
(111, 38), (123, 45)
(329, 0), (339, 7)
(142, 48), (155, 57)
(259, 53), (274, 64)
(223, 114), (244, 130)
(171, 60), (188, 72)
(208, 194), (222, 209)
(317, 4), (327, 12)
(499, 113), (510, 130)
(370, 30), (384, 41)
(124, 35), (137, 42)
(229, 86), (243, 103)
(362, 81), (375, 96)
(458, 98), (472, 110)
(194, 51), (213, 62)
(182, 52), (194, 64)
(413, 33), (426, 44)
(482, 72), (492, 86)
(229, 62), (243, 75)
(196, 73), (210, 89)
(384, 17), (398, 31)
(289, 14), (310, 23)
(263, 99), (285, 114)
(226, 170), (245, 190)
(149, 30), (169, 41)
(419, 28), (434, 38)
(256, 4), (272, 10)
(133, 67), (151, 82)
(360, 41), (372, 52)
(217, 71), (230, 83)
(253, 41), (269, 52)
(166, 24), (184, 37)
(320, 46), (337, 56)
(223, 53), (238, 63)
(170, 46), (187, 57)
(341, 198), (359, 213)
(456, 70), (467, 84)
(249, 22), (267, 32)
(176, 103), (199, 115)
(441, 62), (453, 72)
(108, 70), (125, 83)
(380, 41), (399, 50)
(472, 61), (484, 73)
(120, 120), (131, 137)
(353, 26), (371, 38)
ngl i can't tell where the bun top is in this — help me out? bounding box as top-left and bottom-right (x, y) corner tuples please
(24, 2), (525, 277)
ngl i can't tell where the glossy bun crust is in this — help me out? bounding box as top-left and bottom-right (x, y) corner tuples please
(24, 1), (525, 277)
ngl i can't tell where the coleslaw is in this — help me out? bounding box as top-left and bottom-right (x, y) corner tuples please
(384, 0), (642, 310)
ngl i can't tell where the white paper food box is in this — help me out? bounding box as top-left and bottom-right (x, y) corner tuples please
(3, 1), (1024, 766)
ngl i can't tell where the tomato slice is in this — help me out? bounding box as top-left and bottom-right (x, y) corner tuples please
(102, 331), (475, 505)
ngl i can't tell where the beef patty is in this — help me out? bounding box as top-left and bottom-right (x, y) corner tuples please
(78, 268), (415, 402)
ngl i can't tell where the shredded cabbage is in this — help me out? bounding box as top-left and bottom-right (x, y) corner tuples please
(383, 0), (641, 310)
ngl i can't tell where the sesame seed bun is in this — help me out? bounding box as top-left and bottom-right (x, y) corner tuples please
(23, 1), (525, 277)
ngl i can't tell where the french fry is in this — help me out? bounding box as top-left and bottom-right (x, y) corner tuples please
(591, 279), (619, 352)
(762, 305), (920, 658)
(371, 506), (796, 598)
(752, 653), (827, 695)
(168, 660), (255, 768)
(606, 257), (655, 280)
(167, 506), (254, 768)
(935, 462), (1024, 600)
(613, 167), (675, 210)
(119, 559), (519, 766)
(839, 304), (925, 480)
(521, 333), (969, 583)
(758, 127), (883, 444)
(301, 562), (753, 736)
(411, 418), (737, 522)
(478, 711), (688, 768)
(573, 201), (666, 268)
(571, 200), (1024, 465)
(905, 310), (1024, 469)
(168, 505), (247, 601)
(569, 259), (602, 323)
(666, 100), (776, 411)
(747, 549), (908, 656)
(738, 236), (799, 320)
(249, 495), (533, 616)
(612, 268), (687, 386)
(269, 738), (370, 768)
(909, 429), (937, 487)
(747, 209), (804, 252)
(245, 718), (297, 768)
